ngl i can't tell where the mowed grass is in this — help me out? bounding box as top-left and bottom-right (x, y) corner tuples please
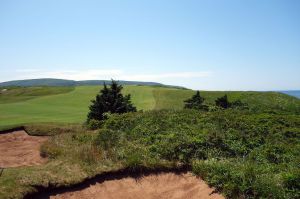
(0, 86), (156, 129)
(0, 85), (299, 130)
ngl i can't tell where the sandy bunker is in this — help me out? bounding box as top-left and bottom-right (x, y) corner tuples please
(0, 130), (48, 168)
(44, 172), (224, 199)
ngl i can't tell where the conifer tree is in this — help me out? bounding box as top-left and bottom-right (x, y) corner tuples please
(184, 91), (208, 111)
(215, 94), (230, 109)
(87, 80), (136, 121)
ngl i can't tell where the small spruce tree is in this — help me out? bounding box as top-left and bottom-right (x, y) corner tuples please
(184, 91), (208, 111)
(215, 94), (230, 109)
(87, 80), (136, 122)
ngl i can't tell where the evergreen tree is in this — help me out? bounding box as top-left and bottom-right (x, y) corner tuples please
(184, 91), (208, 111)
(87, 80), (136, 121)
(215, 94), (230, 109)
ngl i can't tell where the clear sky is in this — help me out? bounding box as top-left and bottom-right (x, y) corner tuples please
(0, 0), (299, 90)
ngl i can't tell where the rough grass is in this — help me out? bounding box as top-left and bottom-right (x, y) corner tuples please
(0, 85), (299, 130)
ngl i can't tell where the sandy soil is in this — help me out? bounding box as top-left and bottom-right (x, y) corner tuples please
(49, 172), (224, 199)
(0, 130), (48, 168)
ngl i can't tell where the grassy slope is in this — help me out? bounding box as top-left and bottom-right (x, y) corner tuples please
(0, 86), (299, 130)
(154, 88), (300, 112)
(0, 87), (74, 103)
(0, 86), (156, 129)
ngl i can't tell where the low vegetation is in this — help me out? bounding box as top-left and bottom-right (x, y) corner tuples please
(95, 110), (300, 198)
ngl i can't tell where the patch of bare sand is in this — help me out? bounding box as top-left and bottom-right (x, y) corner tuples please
(0, 130), (48, 168)
(50, 172), (224, 199)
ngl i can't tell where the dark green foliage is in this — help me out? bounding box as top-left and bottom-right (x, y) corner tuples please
(215, 94), (230, 109)
(184, 91), (208, 111)
(230, 99), (249, 110)
(95, 109), (300, 198)
(87, 80), (137, 122)
(215, 94), (249, 110)
(94, 129), (120, 150)
(192, 160), (288, 199)
(86, 119), (103, 130)
(282, 171), (300, 197)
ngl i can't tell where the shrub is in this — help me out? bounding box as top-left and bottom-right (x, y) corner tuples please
(86, 119), (103, 130)
(192, 160), (287, 199)
(91, 109), (299, 198)
(94, 129), (121, 150)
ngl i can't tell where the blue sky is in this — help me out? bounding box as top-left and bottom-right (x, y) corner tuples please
(0, 0), (299, 90)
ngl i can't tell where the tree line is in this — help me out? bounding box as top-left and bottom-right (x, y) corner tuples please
(87, 80), (248, 124)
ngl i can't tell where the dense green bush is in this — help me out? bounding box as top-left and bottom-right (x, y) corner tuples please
(95, 109), (300, 198)
(86, 119), (103, 130)
(192, 159), (289, 199)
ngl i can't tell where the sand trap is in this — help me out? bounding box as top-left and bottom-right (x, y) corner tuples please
(0, 130), (48, 168)
(47, 172), (224, 199)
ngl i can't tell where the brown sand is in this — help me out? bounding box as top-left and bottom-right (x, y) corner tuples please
(0, 130), (48, 168)
(49, 172), (224, 199)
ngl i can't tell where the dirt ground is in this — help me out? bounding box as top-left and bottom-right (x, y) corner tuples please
(49, 172), (224, 199)
(0, 130), (48, 168)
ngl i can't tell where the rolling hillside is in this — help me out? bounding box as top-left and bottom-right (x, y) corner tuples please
(0, 78), (176, 87)
(0, 85), (299, 130)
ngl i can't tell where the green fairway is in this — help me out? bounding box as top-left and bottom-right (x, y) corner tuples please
(0, 85), (299, 129)
(0, 86), (156, 129)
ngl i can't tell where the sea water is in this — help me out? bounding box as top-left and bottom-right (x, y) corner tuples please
(280, 91), (300, 99)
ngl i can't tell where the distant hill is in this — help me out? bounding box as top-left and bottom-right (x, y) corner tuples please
(0, 78), (186, 89)
(0, 79), (76, 87)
